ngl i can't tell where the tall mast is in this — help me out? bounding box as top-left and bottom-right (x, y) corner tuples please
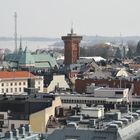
(70, 22), (74, 34)
(14, 12), (17, 54)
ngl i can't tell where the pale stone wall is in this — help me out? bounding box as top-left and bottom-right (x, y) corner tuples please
(29, 97), (62, 133)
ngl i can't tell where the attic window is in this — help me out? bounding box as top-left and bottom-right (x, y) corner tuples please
(73, 67), (78, 70)
(89, 69), (95, 72)
(115, 91), (123, 94)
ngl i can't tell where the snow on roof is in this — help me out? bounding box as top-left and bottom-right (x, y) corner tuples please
(80, 56), (106, 62)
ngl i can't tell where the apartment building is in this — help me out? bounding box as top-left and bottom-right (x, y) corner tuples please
(0, 71), (43, 94)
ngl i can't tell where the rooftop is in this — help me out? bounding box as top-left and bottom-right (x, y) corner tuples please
(0, 71), (35, 79)
(94, 87), (128, 91)
(0, 94), (56, 120)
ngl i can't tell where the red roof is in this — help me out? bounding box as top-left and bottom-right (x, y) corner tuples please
(0, 71), (35, 79)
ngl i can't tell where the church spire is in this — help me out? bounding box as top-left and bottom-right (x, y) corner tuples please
(18, 36), (23, 54)
(19, 36), (22, 49)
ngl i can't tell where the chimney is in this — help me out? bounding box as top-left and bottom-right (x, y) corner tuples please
(27, 78), (35, 88)
(26, 124), (32, 135)
(21, 126), (25, 138)
(24, 78), (39, 95)
(28, 125), (32, 132)
(13, 129), (19, 139)
(5, 131), (13, 139)
(10, 131), (13, 140)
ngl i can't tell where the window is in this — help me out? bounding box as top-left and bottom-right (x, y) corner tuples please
(15, 88), (17, 92)
(0, 114), (4, 119)
(6, 83), (8, 86)
(19, 88), (21, 92)
(38, 81), (40, 85)
(11, 124), (15, 129)
(20, 124), (23, 127)
(15, 83), (17, 86)
(115, 91), (123, 94)
(6, 88), (8, 93)
(2, 89), (4, 93)
(0, 121), (4, 126)
(10, 83), (13, 86)
(1, 83), (4, 86)
(38, 87), (40, 90)
(19, 82), (21, 86)
(11, 88), (13, 92)
(23, 82), (26, 85)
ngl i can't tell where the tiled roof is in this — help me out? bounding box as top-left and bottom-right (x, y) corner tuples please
(0, 71), (35, 79)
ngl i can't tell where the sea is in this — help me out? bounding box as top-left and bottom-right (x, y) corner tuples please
(0, 40), (61, 52)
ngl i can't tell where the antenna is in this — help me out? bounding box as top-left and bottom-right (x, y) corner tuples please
(14, 12), (17, 54)
(70, 22), (74, 34)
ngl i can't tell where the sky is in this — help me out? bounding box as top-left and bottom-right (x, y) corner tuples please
(0, 0), (140, 38)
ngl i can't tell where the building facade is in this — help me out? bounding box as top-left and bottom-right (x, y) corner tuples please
(75, 79), (139, 94)
(0, 71), (43, 94)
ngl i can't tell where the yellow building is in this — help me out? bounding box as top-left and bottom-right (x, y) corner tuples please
(0, 95), (61, 133)
(29, 96), (62, 133)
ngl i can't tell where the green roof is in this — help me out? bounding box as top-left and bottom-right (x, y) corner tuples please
(33, 54), (58, 68)
(19, 47), (35, 64)
(5, 47), (58, 69)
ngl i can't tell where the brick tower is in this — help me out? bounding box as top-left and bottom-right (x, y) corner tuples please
(62, 28), (82, 65)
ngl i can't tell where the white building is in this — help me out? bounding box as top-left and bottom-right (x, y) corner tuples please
(94, 87), (129, 98)
(0, 71), (43, 94)
(47, 75), (70, 93)
(86, 84), (129, 99)
(81, 106), (104, 118)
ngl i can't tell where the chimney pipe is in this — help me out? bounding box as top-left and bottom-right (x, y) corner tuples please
(28, 125), (32, 135)
(22, 126), (25, 138)
(12, 129), (19, 139)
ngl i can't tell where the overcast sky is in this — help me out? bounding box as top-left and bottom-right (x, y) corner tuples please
(0, 0), (140, 37)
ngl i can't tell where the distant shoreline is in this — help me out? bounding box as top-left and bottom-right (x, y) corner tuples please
(0, 35), (139, 51)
